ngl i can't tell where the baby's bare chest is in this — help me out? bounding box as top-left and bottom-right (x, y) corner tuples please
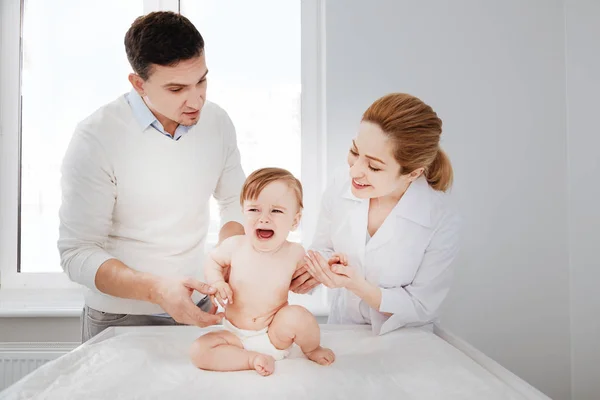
(229, 250), (296, 289)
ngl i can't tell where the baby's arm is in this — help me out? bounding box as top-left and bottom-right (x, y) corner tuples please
(329, 253), (348, 266)
(205, 236), (241, 306)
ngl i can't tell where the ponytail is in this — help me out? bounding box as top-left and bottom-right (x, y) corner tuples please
(426, 149), (453, 192)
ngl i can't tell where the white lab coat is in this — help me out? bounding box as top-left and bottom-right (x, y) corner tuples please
(309, 170), (461, 335)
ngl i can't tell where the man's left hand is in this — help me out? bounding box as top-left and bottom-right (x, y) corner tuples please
(290, 265), (320, 294)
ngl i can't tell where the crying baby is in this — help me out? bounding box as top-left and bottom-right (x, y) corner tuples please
(190, 167), (335, 376)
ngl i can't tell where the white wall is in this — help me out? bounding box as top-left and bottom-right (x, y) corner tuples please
(565, 1), (600, 399)
(324, 1), (571, 399)
(0, 318), (80, 342)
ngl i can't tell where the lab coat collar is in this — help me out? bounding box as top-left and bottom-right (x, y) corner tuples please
(395, 176), (433, 228)
(342, 175), (433, 228)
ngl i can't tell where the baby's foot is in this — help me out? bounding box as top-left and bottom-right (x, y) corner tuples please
(251, 354), (275, 376)
(306, 346), (335, 366)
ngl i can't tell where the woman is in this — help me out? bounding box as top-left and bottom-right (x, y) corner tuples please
(291, 93), (460, 335)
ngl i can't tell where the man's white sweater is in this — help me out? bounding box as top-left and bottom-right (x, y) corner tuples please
(57, 94), (245, 315)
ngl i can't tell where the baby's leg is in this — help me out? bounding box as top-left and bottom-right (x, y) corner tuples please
(190, 330), (275, 376)
(268, 305), (335, 366)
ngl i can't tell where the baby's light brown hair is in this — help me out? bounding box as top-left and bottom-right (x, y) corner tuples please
(240, 167), (303, 210)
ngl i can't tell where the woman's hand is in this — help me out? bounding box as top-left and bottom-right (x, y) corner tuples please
(304, 250), (363, 290)
(328, 253), (360, 283)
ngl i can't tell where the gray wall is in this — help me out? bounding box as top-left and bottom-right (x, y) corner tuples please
(565, 1), (600, 399)
(324, 1), (571, 399)
(0, 318), (80, 342)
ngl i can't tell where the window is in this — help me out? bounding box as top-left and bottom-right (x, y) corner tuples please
(180, 0), (303, 246)
(20, 0), (145, 275)
(0, 0), (325, 294)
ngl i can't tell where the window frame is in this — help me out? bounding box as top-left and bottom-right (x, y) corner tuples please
(0, 0), (326, 296)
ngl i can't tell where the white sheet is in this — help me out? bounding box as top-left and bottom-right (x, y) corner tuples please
(1, 326), (526, 400)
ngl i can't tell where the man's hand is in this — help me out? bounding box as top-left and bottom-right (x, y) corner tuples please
(217, 221), (245, 246)
(290, 264), (320, 294)
(211, 280), (234, 308)
(150, 277), (223, 327)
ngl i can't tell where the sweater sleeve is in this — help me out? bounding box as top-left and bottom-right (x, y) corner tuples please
(57, 126), (116, 292)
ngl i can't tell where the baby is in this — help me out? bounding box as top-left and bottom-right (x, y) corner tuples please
(190, 167), (335, 376)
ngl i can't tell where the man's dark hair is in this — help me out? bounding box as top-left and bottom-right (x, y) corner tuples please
(124, 11), (204, 80)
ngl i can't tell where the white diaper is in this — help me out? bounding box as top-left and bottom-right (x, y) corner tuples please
(222, 318), (290, 361)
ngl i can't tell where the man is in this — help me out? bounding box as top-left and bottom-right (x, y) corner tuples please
(57, 11), (246, 342)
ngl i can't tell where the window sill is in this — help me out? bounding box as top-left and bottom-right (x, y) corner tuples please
(0, 288), (84, 318)
(0, 288), (330, 318)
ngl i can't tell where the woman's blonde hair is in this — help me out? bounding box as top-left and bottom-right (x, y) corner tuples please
(362, 93), (453, 192)
(240, 167), (303, 209)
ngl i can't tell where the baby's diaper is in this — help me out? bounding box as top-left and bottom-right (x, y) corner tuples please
(222, 318), (290, 361)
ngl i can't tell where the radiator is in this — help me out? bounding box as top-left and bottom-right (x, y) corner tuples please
(0, 342), (79, 391)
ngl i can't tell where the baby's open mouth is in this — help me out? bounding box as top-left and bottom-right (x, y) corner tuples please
(256, 229), (275, 239)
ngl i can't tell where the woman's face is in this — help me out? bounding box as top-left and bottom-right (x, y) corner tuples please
(347, 121), (411, 199)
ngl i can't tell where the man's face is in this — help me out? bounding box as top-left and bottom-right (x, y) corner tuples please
(129, 54), (208, 128)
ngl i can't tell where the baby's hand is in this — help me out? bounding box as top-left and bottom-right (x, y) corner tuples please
(211, 280), (233, 308)
(328, 253), (348, 267)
